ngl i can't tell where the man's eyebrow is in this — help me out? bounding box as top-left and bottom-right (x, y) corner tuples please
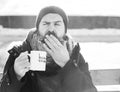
(54, 21), (62, 23)
(42, 21), (62, 23)
(42, 21), (50, 24)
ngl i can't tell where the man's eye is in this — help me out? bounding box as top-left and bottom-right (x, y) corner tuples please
(43, 23), (50, 25)
(43, 24), (46, 25)
(55, 23), (60, 26)
(43, 23), (47, 25)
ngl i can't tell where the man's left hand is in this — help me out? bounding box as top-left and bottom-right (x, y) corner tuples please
(43, 35), (70, 67)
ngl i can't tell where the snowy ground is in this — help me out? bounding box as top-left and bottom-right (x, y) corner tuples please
(80, 42), (120, 70)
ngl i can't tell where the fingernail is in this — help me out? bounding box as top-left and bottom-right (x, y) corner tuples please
(43, 43), (45, 46)
(44, 39), (47, 43)
(50, 35), (53, 38)
(44, 39), (47, 41)
(46, 35), (48, 38)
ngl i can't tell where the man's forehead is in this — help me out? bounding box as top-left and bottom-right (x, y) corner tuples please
(41, 13), (63, 22)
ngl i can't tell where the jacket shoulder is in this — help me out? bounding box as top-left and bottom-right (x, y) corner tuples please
(26, 28), (37, 43)
(7, 29), (36, 55)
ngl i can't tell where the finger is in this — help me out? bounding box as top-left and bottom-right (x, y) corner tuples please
(46, 35), (58, 48)
(22, 62), (30, 69)
(17, 52), (28, 60)
(18, 55), (28, 60)
(16, 59), (30, 68)
(18, 64), (30, 72)
(44, 38), (55, 50)
(50, 35), (62, 46)
(20, 68), (29, 77)
(68, 39), (74, 51)
(24, 66), (30, 71)
(20, 59), (30, 66)
(16, 55), (28, 63)
(63, 41), (67, 48)
(43, 43), (53, 55)
(21, 51), (29, 56)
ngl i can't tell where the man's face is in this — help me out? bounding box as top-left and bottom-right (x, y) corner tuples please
(38, 13), (65, 40)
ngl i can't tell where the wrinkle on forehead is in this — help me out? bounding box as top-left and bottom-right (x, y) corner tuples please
(40, 13), (64, 23)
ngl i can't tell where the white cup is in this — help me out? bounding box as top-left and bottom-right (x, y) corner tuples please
(29, 51), (47, 71)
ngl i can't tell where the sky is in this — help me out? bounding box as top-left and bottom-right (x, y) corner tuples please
(0, 0), (120, 16)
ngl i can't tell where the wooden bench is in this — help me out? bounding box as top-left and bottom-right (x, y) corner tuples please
(90, 69), (120, 92)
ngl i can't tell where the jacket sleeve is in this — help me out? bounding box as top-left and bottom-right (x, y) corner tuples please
(59, 44), (97, 92)
(0, 55), (25, 92)
(0, 38), (31, 92)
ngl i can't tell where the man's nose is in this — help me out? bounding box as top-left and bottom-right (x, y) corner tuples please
(48, 24), (54, 32)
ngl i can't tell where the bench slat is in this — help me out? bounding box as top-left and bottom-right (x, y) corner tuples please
(90, 69), (120, 85)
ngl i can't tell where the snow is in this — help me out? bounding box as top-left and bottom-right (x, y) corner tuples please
(80, 42), (120, 70)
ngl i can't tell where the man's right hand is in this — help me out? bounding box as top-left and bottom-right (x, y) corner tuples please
(14, 51), (30, 80)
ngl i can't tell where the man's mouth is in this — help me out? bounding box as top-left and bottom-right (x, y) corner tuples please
(41, 31), (61, 43)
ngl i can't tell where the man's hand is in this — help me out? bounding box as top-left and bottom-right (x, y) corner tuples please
(43, 35), (70, 67)
(14, 51), (30, 80)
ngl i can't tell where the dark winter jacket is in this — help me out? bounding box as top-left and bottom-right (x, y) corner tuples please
(0, 39), (97, 92)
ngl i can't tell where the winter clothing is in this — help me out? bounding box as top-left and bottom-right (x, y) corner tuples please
(0, 6), (97, 92)
(0, 30), (97, 92)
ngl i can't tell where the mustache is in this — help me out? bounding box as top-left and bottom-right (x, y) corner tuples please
(41, 31), (61, 43)
(46, 31), (58, 39)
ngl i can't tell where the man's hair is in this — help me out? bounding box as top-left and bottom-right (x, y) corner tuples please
(36, 6), (68, 33)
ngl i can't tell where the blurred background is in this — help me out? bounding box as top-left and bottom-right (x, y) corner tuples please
(0, 0), (120, 91)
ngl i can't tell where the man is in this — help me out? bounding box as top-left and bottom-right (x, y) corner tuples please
(0, 6), (97, 92)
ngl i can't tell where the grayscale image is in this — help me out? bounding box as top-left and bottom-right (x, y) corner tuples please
(0, 0), (120, 92)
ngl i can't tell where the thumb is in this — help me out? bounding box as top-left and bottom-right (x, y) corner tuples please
(68, 39), (74, 51)
(21, 51), (29, 56)
(63, 41), (67, 48)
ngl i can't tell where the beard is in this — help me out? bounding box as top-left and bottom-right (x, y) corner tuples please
(41, 31), (68, 45)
